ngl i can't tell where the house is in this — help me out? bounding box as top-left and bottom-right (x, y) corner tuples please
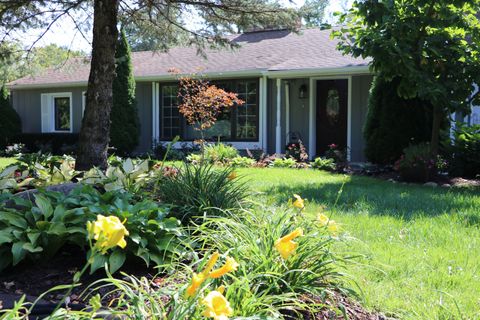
(7, 28), (374, 161)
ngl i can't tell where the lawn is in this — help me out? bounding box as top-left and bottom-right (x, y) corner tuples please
(237, 167), (480, 320)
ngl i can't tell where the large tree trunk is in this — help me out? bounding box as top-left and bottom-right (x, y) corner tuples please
(76, 0), (119, 170)
(430, 104), (443, 157)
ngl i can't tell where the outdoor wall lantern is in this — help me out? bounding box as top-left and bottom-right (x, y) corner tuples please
(299, 84), (308, 99)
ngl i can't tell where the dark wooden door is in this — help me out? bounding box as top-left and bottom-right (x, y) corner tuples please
(316, 79), (348, 156)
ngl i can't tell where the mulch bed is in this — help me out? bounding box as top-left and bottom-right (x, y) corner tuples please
(0, 247), (391, 319)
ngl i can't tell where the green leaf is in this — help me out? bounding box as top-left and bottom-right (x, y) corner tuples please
(36, 221), (51, 231)
(22, 242), (43, 253)
(52, 204), (67, 222)
(34, 194), (53, 219)
(108, 250), (126, 273)
(0, 230), (13, 245)
(48, 222), (67, 236)
(0, 212), (27, 229)
(11, 242), (26, 265)
(90, 254), (107, 274)
(27, 231), (41, 246)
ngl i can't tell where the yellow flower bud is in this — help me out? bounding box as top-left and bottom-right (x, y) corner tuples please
(209, 257), (239, 279)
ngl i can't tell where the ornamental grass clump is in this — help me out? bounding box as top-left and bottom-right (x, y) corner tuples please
(157, 164), (248, 223)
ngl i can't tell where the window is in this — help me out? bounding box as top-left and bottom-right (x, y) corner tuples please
(161, 79), (259, 141)
(161, 85), (181, 139)
(40, 92), (72, 133)
(54, 97), (71, 131)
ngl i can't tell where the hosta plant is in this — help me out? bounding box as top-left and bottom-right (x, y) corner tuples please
(0, 185), (184, 273)
(81, 158), (154, 193)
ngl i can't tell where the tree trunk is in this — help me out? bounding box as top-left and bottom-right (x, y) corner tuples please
(76, 0), (119, 170)
(430, 104), (443, 157)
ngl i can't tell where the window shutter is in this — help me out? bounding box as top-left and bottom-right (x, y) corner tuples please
(41, 94), (51, 132)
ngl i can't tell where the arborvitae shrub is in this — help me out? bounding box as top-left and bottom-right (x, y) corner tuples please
(0, 85), (22, 149)
(110, 29), (140, 155)
(363, 76), (434, 164)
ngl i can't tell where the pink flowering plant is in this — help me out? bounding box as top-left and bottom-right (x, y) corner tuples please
(394, 143), (447, 182)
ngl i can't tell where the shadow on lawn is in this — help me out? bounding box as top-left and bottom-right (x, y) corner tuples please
(264, 175), (480, 220)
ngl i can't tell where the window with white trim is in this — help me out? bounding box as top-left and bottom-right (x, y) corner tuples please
(160, 79), (259, 141)
(40, 92), (72, 133)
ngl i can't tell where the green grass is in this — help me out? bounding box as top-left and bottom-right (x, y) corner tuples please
(0, 157), (16, 169)
(237, 167), (480, 320)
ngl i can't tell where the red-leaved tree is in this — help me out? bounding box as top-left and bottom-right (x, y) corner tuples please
(177, 76), (244, 153)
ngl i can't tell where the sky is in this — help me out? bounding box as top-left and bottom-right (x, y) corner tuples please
(26, 0), (348, 53)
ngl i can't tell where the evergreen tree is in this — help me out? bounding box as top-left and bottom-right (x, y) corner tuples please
(110, 30), (140, 155)
(364, 76), (433, 164)
(0, 85), (22, 149)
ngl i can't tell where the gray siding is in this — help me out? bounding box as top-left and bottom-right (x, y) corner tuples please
(135, 82), (153, 153)
(350, 75), (374, 162)
(12, 87), (86, 133)
(11, 82), (154, 153)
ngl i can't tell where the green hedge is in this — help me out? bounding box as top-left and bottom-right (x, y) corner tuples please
(0, 85), (22, 149)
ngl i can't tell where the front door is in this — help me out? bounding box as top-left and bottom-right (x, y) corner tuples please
(316, 79), (348, 156)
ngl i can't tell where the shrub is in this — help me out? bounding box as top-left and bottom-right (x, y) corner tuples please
(230, 156), (255, 167)
(271, 157), (297, 168)
(203, 143), (239, 163)
(0, 185), (183, 273)
(14, 133), (79, 155)
(448, 124), (480, 178)
(324, 143), (346, 164)
(394, 143), (446, 182)
(311, 157), (336, 171)
(110, 30), (140, 155)
(364, 76), (436, 164)
(156, 164), (248, 222)
(0, 85), (22, 150)
(285, 139), (309, 162)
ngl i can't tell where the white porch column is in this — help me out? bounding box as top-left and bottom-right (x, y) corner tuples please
(275, 78), (282, 154)
(260, 75), (268, 151)
(285, 82), (290, 141)
(152, 82), (160, 144)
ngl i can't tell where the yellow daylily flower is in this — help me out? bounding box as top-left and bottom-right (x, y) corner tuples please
(209, 257), (239, 278)
(292, 194), (305, 209)
(202, 251), (220, 276)
(227, 171), (237, 180)
(274, 228), (303, 259)
(87, 215), (129, 254)
(185, 272), (206, 297)
(317, 213), (330, 226)
(185, 252), (220, 298)
(327, 221), (339, 236)
(202, 290), (234, 320)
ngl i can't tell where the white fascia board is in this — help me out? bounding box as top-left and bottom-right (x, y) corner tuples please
(7, 66), (371, 90)
(267, 66), (372, 78)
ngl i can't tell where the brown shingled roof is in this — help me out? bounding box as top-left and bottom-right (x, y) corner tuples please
(9, 28), (369, 88)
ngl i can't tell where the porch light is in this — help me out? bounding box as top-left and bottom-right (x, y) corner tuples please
(299, 84), (308, 99)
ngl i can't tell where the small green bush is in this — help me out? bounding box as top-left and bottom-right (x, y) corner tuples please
(271, 157), (297, 168)
(157, 164), (248, 222)
(0, 85), (22, 150)
(448, 124), (480, 178)
(203, 143), (239, 163)
(394, 143), (446, 182)
(229, 156), (255, 167)
(311, 157), (336, 171)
